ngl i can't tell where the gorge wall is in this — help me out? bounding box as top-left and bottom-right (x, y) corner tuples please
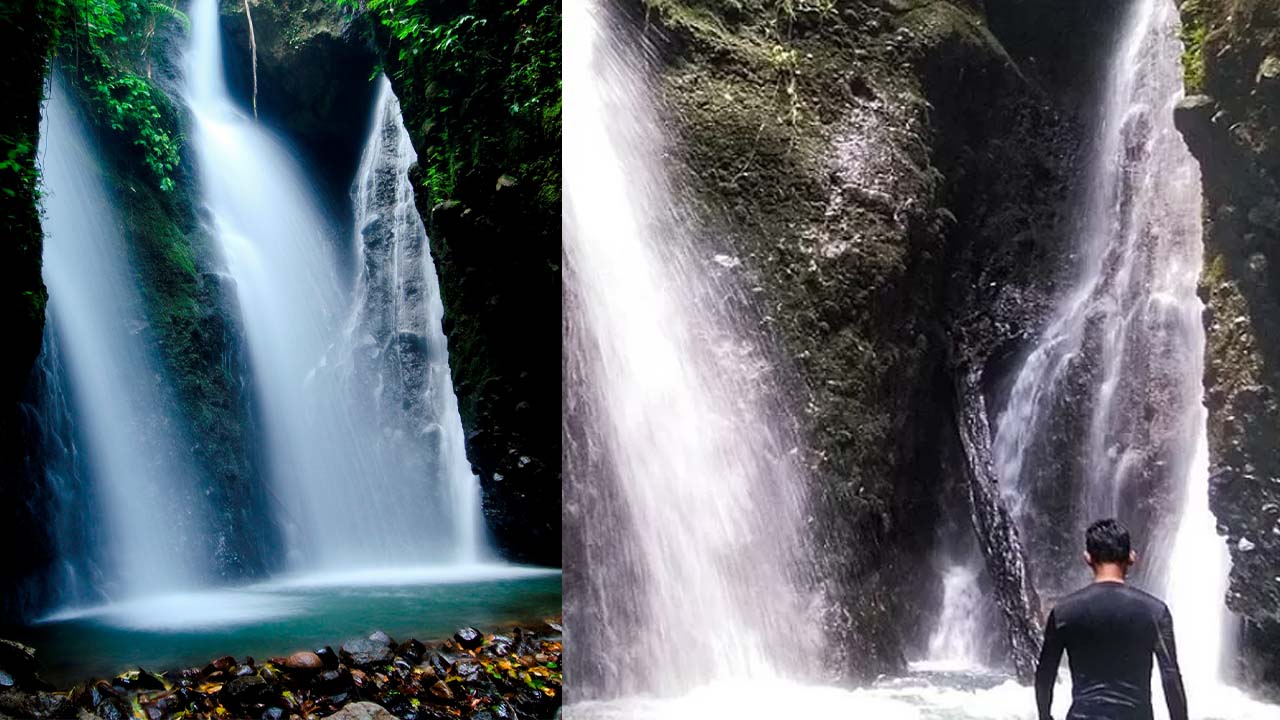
(623, 0), (1121, 679)
(1175, 0), (1280, 690)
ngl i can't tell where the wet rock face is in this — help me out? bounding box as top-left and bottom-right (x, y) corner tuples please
(219, 0), (378, 207)
(630, 0), (1083, 680)
(1175, 0), (1280, 690)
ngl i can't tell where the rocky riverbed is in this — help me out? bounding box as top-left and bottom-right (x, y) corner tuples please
(0, 620), (562, 720)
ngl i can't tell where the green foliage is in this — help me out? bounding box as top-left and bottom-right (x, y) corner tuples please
(86, 73), (179, 191)
(336, 0), (560, 212)
(0, 135), (40, 200)
(51, 0), (189, 190)
(1180, 0), (1209, 93)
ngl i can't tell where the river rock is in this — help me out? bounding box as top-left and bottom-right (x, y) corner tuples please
(488, 635), (513, 656)
(283, 651), (324, 675)
(453, 627), (483, 650)
(341, 636), (393, 667)
(97, 698), (130, 720)
(313, 668), (354, 695)
(314, 646), (339, 669)
(427, 680), (452, 701)
(424, 652), (450, 678)
(323, 701), (400, 720)
(393, 639), (424, 662)
(220, 675), (276, 710)
(114, 669), (166, 691)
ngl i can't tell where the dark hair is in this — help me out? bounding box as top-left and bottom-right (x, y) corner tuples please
(1085, 518), (1132, 564)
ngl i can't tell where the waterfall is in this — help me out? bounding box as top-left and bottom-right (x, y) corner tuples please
(924, 565), (984, 669)
(563, 0), (819, 702)
(347, 76), (486, 562)
(186, 0), (486, 570)
(988, 0), (1231, 680)
(38, 74), (210, 599)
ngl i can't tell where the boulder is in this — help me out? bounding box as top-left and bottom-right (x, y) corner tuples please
(283, 651), (324, 675)
(323, 701), (400, 720)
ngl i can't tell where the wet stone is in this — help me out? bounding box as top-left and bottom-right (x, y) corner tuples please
(324, 701), (401, 720)
(341, 638), (393, 667)
(394, 639), (425, 662)
(284, 651), (325, 674)
(315, 646), (340, 669)
(428, 680), (452, 701)
(453, 627), (483, 650)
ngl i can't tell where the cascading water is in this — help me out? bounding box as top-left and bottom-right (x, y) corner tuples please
(988, 0), (1222, 664)
(185, 0), (487, 570)
(563, 0), (823, 703)
(38, 74), (211, 600)
(990, 0), (1206, 602)
(924, 565), (985, 670)
(347, 76), (486, 562)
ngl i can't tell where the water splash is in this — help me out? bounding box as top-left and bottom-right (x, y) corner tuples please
(926, 565), (985, 669)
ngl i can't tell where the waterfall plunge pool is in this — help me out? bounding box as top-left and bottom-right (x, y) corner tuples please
(8, 565), (560, 684)
(567, 666), (1280, 720)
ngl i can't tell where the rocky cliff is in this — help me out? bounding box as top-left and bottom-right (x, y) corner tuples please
(1175, 0), (1280, 691)
(627, 0), (1093, 679)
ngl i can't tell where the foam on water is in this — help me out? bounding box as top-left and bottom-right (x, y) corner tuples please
(569, 673), (1280, 720)
(260, 563), (561, 590)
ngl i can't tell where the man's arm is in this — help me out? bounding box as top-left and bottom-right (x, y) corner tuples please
(1035, 610), (1064, 720)
(1156, 605), (1188, 720)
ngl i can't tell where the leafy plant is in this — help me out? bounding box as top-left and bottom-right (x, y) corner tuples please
(87, 73), (179, 190)
(51, 0), (189, 190)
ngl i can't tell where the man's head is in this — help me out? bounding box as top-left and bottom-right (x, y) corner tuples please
(1084, 518), (1136, 575)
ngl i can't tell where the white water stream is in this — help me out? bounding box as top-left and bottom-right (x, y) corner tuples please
(38, 74), (210, 599)
(564, 0), (817, 702)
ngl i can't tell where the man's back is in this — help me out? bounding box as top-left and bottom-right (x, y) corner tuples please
(1035, 582), (1187, 720)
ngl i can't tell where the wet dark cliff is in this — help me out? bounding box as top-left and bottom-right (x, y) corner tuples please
(1175, 0), (1280, 691)
(623, 0), (1117, 679)
(0, 0), (57, 621)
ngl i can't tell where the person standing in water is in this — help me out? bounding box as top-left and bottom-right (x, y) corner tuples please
(1035, 518), (1188, 720)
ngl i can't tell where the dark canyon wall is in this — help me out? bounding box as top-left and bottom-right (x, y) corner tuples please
(626, 0), (1109, 679)
(0, 0), (57, 621)
(1175, 0), (1280, 691)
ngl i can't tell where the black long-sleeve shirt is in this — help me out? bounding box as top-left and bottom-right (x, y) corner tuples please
(1035, 581), (1188, 720)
